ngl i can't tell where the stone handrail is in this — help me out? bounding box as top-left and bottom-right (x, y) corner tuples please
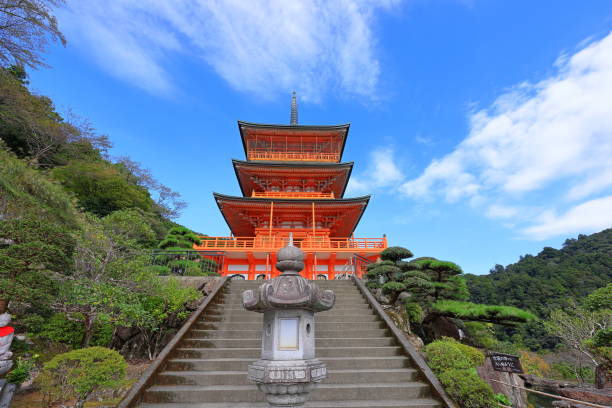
(353, 277), (458, 408)
(117, 276), (229, 408)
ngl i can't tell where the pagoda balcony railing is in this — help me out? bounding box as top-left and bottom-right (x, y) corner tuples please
(247, 151), (340, 162)
(251, 191), (335, 199)
(194, 236), (387, 252)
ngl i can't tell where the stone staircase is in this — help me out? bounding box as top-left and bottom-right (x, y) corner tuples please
(135, 279), (445, 408)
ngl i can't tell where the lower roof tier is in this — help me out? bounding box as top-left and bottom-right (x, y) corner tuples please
(213, 193), (370, 237)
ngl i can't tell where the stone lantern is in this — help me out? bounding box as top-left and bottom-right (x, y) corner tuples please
(242, 241), (335, 407)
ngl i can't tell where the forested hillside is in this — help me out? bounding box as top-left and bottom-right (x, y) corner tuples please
(466, 229), (612, 317)
(0, 61), (217, 404)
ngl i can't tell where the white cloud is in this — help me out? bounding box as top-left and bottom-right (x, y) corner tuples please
(401, 32), (612, 239)
(347, 147), (404, 194)
(523, 196), (612, 240)
(59, 0), (400, 99)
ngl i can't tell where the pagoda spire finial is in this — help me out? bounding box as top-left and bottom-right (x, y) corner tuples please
(290, 91), (298, 125)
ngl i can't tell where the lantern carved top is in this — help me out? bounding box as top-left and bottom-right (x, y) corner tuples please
(242, 244), (335, 313)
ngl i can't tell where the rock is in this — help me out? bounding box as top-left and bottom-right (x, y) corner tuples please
(405, 333), (424, 351)
(558, 386), (612, 406)
(477, 356), (528, 408)
(397, 291), (411, 303)
(428, 316), (462, 340)
(115, 326), (138, 341)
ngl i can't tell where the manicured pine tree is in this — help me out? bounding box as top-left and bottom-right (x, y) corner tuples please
(155, 227), (218, 276)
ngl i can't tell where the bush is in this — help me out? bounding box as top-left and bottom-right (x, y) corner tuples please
(37, 346), (127, 408)
(404, 301), (425, 324)
(438, 368), (497, 408)
(519, 351), (551, 378)
(464, 322), (498, 349)
(39, 313), (85, 348)
(366, 281), (381, 289)
(424, 337), (484, 374)
(6, 357), (34, 384)
(494, 393), (512, 406)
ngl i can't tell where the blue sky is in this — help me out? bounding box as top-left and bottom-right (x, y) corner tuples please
(27, 0), (612, 274)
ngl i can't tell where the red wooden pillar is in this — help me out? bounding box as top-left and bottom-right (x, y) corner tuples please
(328, 252), (337, 280)
(270, 252), (279, 278)
(247, 252), (256, 280)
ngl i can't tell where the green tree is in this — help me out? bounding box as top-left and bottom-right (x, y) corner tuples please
(366, 246), (535, 344)
(52, 213), (153, 346)
(51, 160), (154, 216)
(37, 346), (127, 408)
(153, 227), (218, 276)
(0, 217), (74, 313)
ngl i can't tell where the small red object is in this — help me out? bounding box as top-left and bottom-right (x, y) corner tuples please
(0, 326), (14, 337)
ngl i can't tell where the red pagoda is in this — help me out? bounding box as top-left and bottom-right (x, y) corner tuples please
(194, 93), (387, 279)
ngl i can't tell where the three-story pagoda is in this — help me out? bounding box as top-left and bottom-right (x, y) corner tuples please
(195, 93), (387, 279)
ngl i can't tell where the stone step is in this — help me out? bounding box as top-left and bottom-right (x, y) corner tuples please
(198, 314), (381, 323)
(220, 295), (365, 303)
(223, 286), (360, 292)
(173, 346), (402, 359)
(193, 321), (385, 331)
(156, 368), (419, 386)
(144, 382), (430, 403)
(138, 399), (441, 408)
(165, 356), (409, 372)
(181, 337), (397, 348)
(186, 328), (388, 339)
(207, 305), (372, 313)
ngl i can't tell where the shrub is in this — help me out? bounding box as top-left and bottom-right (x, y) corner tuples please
(494, 393), (512, 406)
(438, 368), (497, 408)
(366, 281), (381, 289)
(146, 265), (171, 276)
(404, 301), (425, 324)
(37, 346), (127, 408)
(39, 313), (85, 348)
(519, 351), (551, 378)
(424, 337), (484, 374)
(464, 322), (498, 349)
(6, 357), (34, 384)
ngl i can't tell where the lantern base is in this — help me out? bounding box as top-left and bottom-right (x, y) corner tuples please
(248, 359), (327, 407)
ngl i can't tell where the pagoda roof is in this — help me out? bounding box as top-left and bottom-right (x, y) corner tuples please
(238, 120), (350, 162)
(213, 193), (369, 237)
(231, 159), (354, 198)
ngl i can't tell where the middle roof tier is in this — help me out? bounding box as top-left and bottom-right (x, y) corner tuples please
(232, 159), (354, 199)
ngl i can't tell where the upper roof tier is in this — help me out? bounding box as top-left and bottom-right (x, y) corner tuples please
(232, 159), (354, 199)
(238, 121), (350, 163)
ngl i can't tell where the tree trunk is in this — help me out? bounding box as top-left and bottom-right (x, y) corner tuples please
(595, 364), (610, 389)
(81, 314), (95, 348)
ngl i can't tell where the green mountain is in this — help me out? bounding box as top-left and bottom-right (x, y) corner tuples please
(466, 228), (612, 318)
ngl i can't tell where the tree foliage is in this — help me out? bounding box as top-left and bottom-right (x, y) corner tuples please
(0, 0), (66, 69)
(466, 229), (612, 350)
(37, 346), (127, 408)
